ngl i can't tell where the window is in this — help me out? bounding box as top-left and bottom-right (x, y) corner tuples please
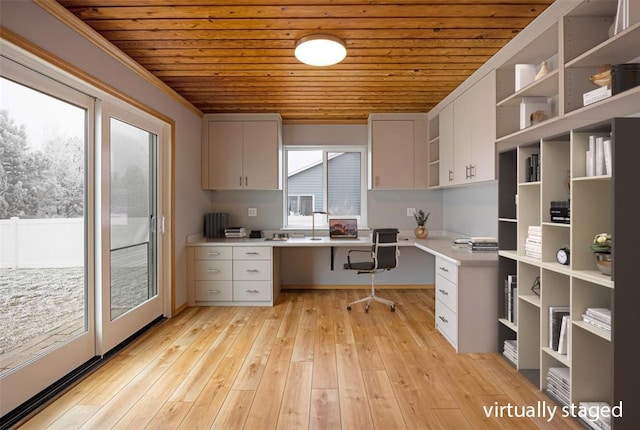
(284, 146), (366, 228)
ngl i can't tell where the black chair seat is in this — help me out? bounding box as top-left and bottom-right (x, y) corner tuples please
(344, 261), (375, 271)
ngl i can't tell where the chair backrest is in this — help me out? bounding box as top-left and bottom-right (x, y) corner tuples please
(372, 228), (399, 270)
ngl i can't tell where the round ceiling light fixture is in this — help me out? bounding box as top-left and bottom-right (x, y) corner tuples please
(294, 34), (347, 67)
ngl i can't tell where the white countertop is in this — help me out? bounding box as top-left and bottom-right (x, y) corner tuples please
(188, 234), (497, 267)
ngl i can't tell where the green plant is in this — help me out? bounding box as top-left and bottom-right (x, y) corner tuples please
(414, 209), (430, 227)
(590, 233), (612, 253)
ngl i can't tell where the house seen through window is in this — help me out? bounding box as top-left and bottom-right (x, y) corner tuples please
(285, 147), (366, 228)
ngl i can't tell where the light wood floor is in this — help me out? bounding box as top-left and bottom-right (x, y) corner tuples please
(20, 289), (584, 429)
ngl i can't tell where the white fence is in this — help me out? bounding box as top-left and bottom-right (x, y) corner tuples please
(0, 217), (150, 269)
(0, 217), (84, 269)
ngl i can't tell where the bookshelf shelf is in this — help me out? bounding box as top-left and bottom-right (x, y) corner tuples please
(499, 318), (518, 332)
(498, 250), (518, 260)
(573, 320), (611, 342)
(520, 294), (541, 308)
(542, 347), (571, 367)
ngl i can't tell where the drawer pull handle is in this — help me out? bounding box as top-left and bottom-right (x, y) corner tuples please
(246, 269), (259, 273)
(439, 266), (449, 273)
(207, 289), (221, 294)
(207, 252), (221, 256)
(246, 252), (260, 255)
(207, 269), (221, 273)
(438, 289), (448, 296)
(246, 289), (260, 293)
(439, 315), (448, 324)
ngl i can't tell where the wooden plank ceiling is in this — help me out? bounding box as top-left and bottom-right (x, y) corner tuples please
(55, 0), (553, 123)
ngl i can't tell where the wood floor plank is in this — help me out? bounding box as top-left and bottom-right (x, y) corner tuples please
(276, 361), (313, 429)
(309, 388), (340, 430)
(362, 369), (407, 429)
(20, 289), (593, 430)
(335, 343), (374, 429)
(210, 389), (254, 430)
(244, 336), (294, 429)
(312, 290), (338, 389)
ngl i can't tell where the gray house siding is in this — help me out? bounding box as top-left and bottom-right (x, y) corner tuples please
(288, 152), (360, 216)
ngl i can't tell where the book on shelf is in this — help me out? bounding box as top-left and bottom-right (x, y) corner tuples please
(468, 237), (498, 252)
(579, 402), (612, 430)
(503, 340), (517, 365)
(525, 225), (542, 258)
(549, 306), (570, 352)
(583, 85), (612, 106)
(586, 308), (611, 324)
(504, 275), (518, 323)
(586, 135), (612, 177)
(525, 154), (541, 182)
(546, 367), (570, 407)
(557, 315), (570, 356)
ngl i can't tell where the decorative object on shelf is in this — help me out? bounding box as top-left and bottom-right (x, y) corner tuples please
(530, 276), (540, 297)
(535, 60), (549, 81)
(556, 246), (570, 265)
(413, 209), (430, 239)
(530, 110), (548, 126)
(591, 233), (612, 276)
(520, 97), (549, 130)
(515, 64), (537, 91)
(589, 65), (612, 87)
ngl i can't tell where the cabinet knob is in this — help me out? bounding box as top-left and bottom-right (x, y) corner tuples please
(439, 266), (448, 273)
(438, 288), (448, 296)
(207, 269), (221, 273)
(246, 289), (260, 293)
(246, 252), (259, 255)
(246, 269), (259, 273)
(245, 176), (248, 186)
(239, 176), (243, 186)
(448, 169), (453, 182)
(439, 315), (448, 324)
(206, 251), (221, 256)
(207, 289), (221, 294)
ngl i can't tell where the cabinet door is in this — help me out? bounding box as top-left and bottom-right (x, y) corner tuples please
(371, 120), (415, 189)
(242, 120), (279, 190)
(439, 103), (455, 186)
(469, 71), (496, 182)
(207, 121), (243, 189)
(454, 90), (473, 184)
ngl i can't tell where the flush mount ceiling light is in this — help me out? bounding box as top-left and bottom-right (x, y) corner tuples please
(294, 34), (347, 67)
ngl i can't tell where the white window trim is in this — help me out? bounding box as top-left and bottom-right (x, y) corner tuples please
(283, 145), (367, 230)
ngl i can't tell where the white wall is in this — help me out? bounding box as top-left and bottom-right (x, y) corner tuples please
(1, 1), (209, 309)
(442, 182), (499, 237)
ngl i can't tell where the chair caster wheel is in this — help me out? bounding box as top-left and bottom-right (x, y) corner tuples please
(391, 306), (396, 312)
(347, 306), (352, 311)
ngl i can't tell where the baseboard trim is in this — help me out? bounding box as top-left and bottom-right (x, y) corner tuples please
(281, 284), (434, 290)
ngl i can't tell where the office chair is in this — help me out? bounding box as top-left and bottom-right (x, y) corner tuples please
(344, 228), (399, 313)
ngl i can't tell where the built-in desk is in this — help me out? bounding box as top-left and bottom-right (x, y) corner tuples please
(187, 234), (498, 352)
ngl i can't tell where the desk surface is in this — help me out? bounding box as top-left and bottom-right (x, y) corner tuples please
(188, 235), (497, 267)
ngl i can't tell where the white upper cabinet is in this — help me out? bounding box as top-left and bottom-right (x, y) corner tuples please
(202, 113), (282, 190)
(368, 113), (428, 190)
(436, 71), (496, 186)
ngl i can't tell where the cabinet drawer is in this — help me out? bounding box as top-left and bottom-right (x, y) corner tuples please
(436, 274), (458, 313)
(234, 281), (272, 301)
(436, 299), (458, 348)
(195, 246), (232, 260)
(234, 260), (272, 281)
(233, 246), (272, 260)
(194, 260), (232, 280)
(195, 281), (232, 301)
(435, 257), (458, 284)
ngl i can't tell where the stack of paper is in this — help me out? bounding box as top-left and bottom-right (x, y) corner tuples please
(582, 308), (611, 332)
(579, 402), (612, 430)
(546, 367), (570, 407)
(503, 340), (517, 365)
(525, 226), (541, 259)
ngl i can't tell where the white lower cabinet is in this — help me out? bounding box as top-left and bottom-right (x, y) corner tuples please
(435, 256), (498, 353)
(188, 245), (279, 305)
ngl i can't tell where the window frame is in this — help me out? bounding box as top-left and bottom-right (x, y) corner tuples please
(283, 145), (367, 229)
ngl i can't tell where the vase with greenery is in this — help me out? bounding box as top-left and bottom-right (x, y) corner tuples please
(591, 232), (612, 276)
(413, 209), (430, 239)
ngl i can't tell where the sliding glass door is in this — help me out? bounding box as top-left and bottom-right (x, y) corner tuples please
(0, 62), (96, 415)
(97, 106), (164, 355)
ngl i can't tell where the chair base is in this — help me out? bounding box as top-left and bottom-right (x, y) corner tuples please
(347, 293), (395, 313)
